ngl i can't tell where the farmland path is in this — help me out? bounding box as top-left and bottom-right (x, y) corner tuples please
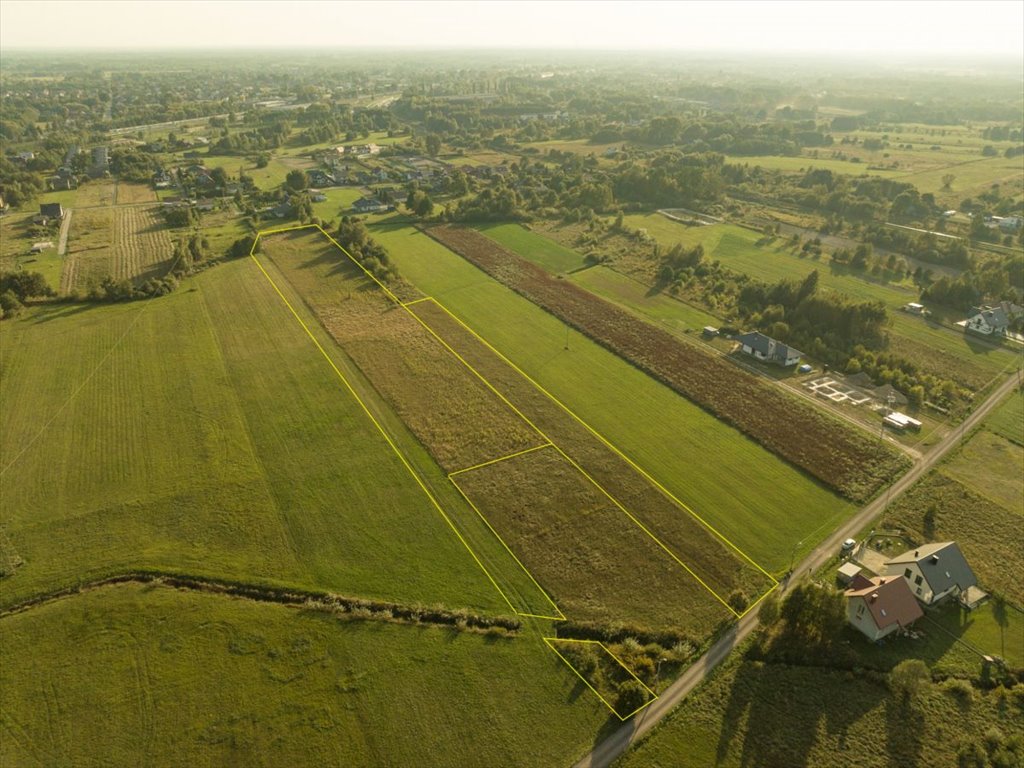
(573, 368), (1023, 768)
(56, 208), (72, 256)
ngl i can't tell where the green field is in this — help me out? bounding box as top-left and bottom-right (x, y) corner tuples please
(985, 386), (1024, 446)
(725, 154), (901, 177)
(0, 257), (501, 611)
(0, 583), (608, 767)
(474, 223), (588, 273)
(369, 218), (855, 572)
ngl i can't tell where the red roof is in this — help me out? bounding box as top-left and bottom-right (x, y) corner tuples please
(845, 575), (923, 632)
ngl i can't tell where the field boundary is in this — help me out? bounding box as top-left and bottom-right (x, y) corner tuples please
(542, 636), (657, 720)
(253, 224), (775, 623)
(249, 224), (542, 620)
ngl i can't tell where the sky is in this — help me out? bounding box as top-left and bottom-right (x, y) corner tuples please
(1, 0), (1022, 57)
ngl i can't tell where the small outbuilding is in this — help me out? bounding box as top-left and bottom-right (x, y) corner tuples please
(837, 561), (862, 586)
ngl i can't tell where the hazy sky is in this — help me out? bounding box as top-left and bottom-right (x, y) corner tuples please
(1, 0), (1022, 57)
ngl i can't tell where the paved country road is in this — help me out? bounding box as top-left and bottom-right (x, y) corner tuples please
(573, 368), (1023, 768)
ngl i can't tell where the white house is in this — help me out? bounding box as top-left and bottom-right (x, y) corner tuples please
(965, 305), (1011, 336)
(844, 574), (924, 641)
(885, 541), (977, 606)
(733, 331), (803, 367)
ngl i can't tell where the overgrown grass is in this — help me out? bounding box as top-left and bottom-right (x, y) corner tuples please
(474, 223), (588, 273)
(0, 583), (609, 767)
(614, 648), (1023, 768)
(986, 386), (1024, 447)
(369, 218), (854, 573)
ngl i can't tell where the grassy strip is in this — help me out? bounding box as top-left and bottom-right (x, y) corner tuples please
(0, 570), (521, 634)
(425, 225), (909, 503)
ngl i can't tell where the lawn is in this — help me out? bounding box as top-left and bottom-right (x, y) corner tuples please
(369, 218), (855, 573)
(63, 205), (115, 291)
(0, 257), (503, 612)
(724, 153), (901, 177)
(474, 222), (588, 273)
(0, 583), (610, 767)
(942, 429), (1023, 515)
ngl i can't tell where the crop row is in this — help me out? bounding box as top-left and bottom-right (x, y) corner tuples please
(425, 225), (910, 503)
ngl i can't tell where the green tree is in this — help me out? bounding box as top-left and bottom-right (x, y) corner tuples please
(615, 680), (649, 718)
(0, 290), (23, 319)
(888, 659), (930, 701)
(425, 134), (442, 156)
(285, 169), (307, 191)
(414, 193), (434, 217)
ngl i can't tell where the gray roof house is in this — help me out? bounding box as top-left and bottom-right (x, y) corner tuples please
(885, 541), (978, 607)
(38, 202), (65, 220)
(733, 331), (803, 367)
(965, 305), (1010, 337)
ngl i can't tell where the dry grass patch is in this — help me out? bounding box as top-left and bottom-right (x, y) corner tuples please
(115, 183), (157, 204)
(454, 446), (732, 634)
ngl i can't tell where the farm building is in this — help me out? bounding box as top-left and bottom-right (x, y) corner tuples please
(38, 203), (65, 221)
(733, 331), (803, 367)
(883, 411), (922, 432)
(885, 542), (980, 607)
(30, 241), (54, 253)
(844, 574), (924, 641)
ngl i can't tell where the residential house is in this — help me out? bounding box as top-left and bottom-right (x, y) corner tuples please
(885, 542), (977, 606)
(844, 574), (924, 641)
(965, 305), (1011, 336)
(733, 331), (803, 367)
(352, 196), (390, 214)
(306, 170), (335, 188)
(998, 215), (1022, 233)
(310, 190), (327, 203)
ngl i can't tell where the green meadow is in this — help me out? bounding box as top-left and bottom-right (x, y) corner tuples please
(370, 218), (855, 572)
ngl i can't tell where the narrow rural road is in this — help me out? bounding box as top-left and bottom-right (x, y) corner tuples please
(56, 208), (72, 256)
(573, 369), (1022, 768)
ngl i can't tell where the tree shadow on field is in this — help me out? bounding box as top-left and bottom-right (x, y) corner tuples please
(884, 694), (924, 767)
(31, 302), (95, 324)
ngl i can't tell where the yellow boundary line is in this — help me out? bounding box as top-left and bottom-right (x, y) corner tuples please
(448, 442), (553, 477)
(254, 224), (773, 621)
(249, 225), (563, 621)
(542, 637), (657, 720)
(246, 228), (531, 620)
(401, 296), (434, 308)
(417, 299), (780, 601)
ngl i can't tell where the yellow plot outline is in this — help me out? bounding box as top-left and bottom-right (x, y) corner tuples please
(542, 637), (657, 720)
(252, 224), (776, 622)
(248, 224), (563, 621)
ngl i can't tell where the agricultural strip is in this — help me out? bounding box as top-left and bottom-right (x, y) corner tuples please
(370, 220), (854, 572)
(410, 298), (776, 610)
(252, 229), (559, 618)
(0, 258), (502, 612)
(260, 227), (766, 633)
(451, 446), (733, 632)
(0, 583), (610, 767)
(63, 205), (114, 292)
(425, 224), (909, 503)
(543, 638), (656, 720)
(111, 205), (174, 283)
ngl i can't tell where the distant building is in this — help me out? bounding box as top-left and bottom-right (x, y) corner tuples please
(38, 203), (65, 221)
(885, 542), (977, 606)
(965, 305), (1011, 336)
(844, 574), (924, 641)
(903, 302), (927, 315)
(352, 196), (390, 214)
(998, 215), (1022, 233)
(733, 331), (803, 367)
(91, 146), (109, 174)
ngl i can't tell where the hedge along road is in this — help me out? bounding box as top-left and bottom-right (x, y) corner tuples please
(574, 367), (1023, 768)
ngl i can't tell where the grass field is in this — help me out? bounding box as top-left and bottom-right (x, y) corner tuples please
(474, 223), (588, 273)
(985, 386), (1024, 446)
(942, 429), (1023, 514)
(259, 228), (766, 633)
(0, 583), (610, 767)
(0, 257), (503, 612)
(369, 219), (855, 573)
(614, 648), (1022, 768)
(115, 182), (158, 204)
(63, 206), (115, 291)
(0, 211), (64, 291)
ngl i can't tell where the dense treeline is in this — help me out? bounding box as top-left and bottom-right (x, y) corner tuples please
(334, 217), (398, 282)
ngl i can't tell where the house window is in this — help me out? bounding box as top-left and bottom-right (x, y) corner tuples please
(856, 604), (865, 616)
(904, 568), (912, 579)
(916, 587), (922, 595)
(914, 575), (923, 586)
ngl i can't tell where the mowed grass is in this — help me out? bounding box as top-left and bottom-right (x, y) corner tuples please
(985, 386), (1024, 446)
(613, 650), (1022, 768)
(942, 429), (1023, 515)
(369, 219), (854, 572)
(0, 258), (502, 612)
(474, 223), (588, 273)
(0, 584), (610, 767)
